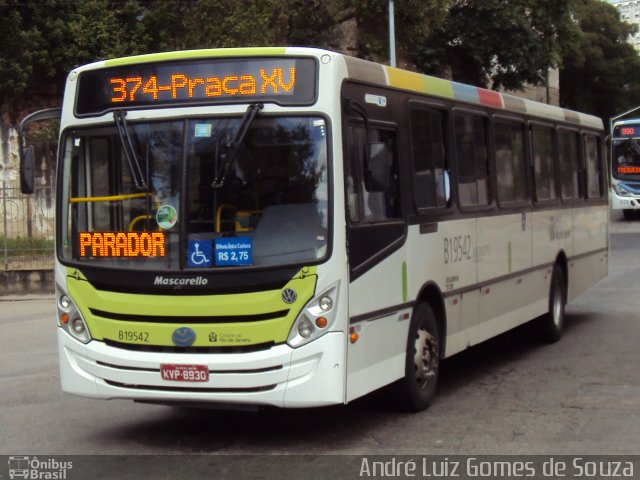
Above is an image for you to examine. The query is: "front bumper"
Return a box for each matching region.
[611,191,640,210]
[58,328,346,408]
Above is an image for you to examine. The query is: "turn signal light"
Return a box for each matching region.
[350,332,359,344]
[60,313,70,325]
[315,317,328,328]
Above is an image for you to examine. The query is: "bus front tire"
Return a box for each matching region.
[392,303,440,412]
[539,264,566,343]
[623,209,635,220]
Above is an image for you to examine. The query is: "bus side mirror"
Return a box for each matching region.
[20,145,35,194]
[18,107,62,195]
[365,142,392,192]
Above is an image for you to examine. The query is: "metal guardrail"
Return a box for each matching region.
[1,182,55,270]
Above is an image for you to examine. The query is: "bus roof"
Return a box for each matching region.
[342,55,603,131]
[612,117,640,125]
[89,46,602,130]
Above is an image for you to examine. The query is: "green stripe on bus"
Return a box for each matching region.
[402,261,408,303]
[66,266,316,347]
[104,47,288,67]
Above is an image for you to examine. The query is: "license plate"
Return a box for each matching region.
[160,364,209,382]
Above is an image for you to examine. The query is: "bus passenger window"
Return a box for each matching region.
[495,122,527,204]
[410,108,448,209]
[558,130,580,199]
[532,126,556,202]
[585,135,602,198]
[454,114,490,207]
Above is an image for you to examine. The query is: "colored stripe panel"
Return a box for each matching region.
[424,76,455,99]
[344,56,387,85]
[478,88,503,109]
[563,109,580,124]
[385,66,427,93]
[452,82,480,104]
[502,94,527,113]
[525,99,564,121]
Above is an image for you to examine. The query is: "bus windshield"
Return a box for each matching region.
[59,115,329,270]
[612,137,640,180]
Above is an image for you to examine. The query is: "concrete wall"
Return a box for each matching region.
[1,269,54,295]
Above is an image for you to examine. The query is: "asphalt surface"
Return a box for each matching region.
[0,210,638,462]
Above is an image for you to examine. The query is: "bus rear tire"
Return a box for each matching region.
[539,264,566,343]
[392,303,440,412]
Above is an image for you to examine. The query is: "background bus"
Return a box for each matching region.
[610,118,640,219]
[20,47,608,412]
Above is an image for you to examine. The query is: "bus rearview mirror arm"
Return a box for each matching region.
[18,107,62,194]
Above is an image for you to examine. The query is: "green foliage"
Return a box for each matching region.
[413,0,570,90]
[0,3,39,103]
[1,0,640,124]
[0,0,152,120]
[354,0,450,63]
[3,236,54,255]
[181,0,276,49]
[559,0,640,122]
[280,0,355,50]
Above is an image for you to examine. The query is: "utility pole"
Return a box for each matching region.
[389,0,396,67]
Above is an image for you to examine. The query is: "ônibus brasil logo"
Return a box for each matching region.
[8,456,73,479]
[154,275,208,286]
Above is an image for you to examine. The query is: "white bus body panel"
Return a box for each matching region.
[569,205,609,301]
[610,189,640,211]
[345,248,409,402]
[345,204,608,403]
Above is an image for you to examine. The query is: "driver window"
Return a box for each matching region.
[346,124,399,223]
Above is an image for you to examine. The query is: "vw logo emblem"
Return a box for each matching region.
[281,288,297,304]
[172,327,196,347]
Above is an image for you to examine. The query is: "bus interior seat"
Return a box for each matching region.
[253,204,321,264]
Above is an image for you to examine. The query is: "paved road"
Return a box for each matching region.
[1,210,638,458]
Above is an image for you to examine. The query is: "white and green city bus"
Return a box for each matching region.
[610,117,640,219]
[20,47,608,411]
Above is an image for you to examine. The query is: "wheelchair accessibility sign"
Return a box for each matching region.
[187,240,212,267]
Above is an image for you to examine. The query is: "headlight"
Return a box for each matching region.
[613,183,630,196]
[287,282,340,348]
[56,285,92,344]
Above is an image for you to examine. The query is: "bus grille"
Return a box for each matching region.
[90,308,289,324]
[103,339,277,354]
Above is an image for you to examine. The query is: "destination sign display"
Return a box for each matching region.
[614,125,640,138]
[75,57,317,116]
[617,166,640,174]
[79,232,166,257]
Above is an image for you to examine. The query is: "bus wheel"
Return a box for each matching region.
[623,209,636,220]
[540,264,566,343]
[393,303,440,412]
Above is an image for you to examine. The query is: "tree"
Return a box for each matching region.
[3,0,640,126]
[0,0,152,122]
[353,0,450,65]
[559,0,640,122]
[412,0,570,90]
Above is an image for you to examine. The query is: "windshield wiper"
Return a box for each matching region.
[114,110,147,190]
[212,102,263,188]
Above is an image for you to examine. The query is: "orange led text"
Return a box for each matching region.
[109,67,296,103]
[79,232,166,257]
[617,166,640,174]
